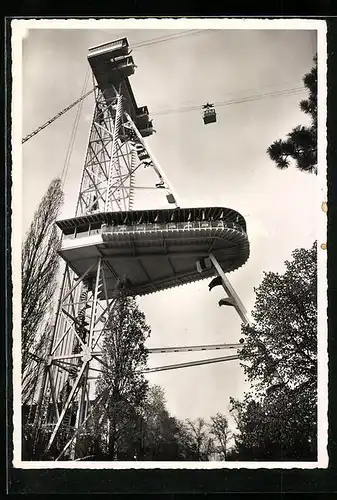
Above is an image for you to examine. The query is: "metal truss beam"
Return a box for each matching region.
[143,354,239,373]
[147,342,242,354]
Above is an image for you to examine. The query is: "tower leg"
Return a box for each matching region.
[32,256,124,460]
[209,252,250,325]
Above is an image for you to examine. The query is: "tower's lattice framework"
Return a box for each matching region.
[26,38,250,461]
[76,87,171,216]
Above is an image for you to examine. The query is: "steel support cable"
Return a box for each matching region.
[60,70,90,187]
[152,86,306,117]
[22,80,96,144]
[22,25,304,144]
[130,29,209,49]
[62,75,89,182]
[23,83,304,148]
[158,78,302,111]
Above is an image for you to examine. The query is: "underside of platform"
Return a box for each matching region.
[56,207,250,297]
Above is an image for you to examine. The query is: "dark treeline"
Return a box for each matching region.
[83,384,232,461]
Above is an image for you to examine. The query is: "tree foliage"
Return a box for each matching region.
[87,380,223,461]
[240,242,317,392]
[21,179,64,390]
[137,388,231,461]
[229,242,317,460]
[182,418,214,461]
[22,323,53,407]
[267,55,317,174]
[91,295,150,459]
[137,385,194,460]
[229,383,316,460]
[209,413,232,460]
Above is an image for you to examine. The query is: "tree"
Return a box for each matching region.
[93,294,150,460]
[183,418,214,461]
[229,395,269,460]
[267,55,317,174]
[21,178,64,400]
[209,413,232,460]
[229,242,317,460]
[22,323,52,407]
[137,385,193,461]
[101,383,212,461]
[229,385,316,460]
[240,242,317,392]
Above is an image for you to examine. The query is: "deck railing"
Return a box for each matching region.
[62,220,246,239]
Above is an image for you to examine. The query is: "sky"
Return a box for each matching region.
[18,22,319,430]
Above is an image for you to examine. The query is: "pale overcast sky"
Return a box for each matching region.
[19,22,318,427]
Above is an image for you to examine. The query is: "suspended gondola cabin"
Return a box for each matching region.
[203,103,217,125]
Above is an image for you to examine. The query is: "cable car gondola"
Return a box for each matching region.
[202,103,217,125]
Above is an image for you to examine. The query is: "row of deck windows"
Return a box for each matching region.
[63,220,246,239]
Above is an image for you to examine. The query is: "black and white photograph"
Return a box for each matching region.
[12,18,327,468]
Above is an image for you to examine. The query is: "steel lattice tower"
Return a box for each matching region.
[27,38,250,461]
[30,39,175,460]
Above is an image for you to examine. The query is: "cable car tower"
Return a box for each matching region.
[29,38,250,461]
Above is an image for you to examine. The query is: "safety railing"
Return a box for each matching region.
[88,39,128,58]
[62,220,246,240]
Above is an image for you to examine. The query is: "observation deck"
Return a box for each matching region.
[88,38,154,137]
[56,207,249,297]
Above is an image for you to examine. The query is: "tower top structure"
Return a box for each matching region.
[87,37,154,138]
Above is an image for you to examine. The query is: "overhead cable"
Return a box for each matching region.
[152,86,306,117]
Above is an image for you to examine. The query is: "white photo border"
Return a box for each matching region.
[11,17,328,470]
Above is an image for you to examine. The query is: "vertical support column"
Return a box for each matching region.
[32,267,69,445]
[88,257,102,348]
[105,94,123,212]
[69,256,101,460]
[209,253,250,325]
[69,363,89,460]
[45,361,87,452]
